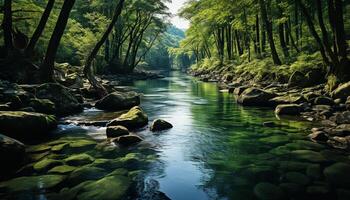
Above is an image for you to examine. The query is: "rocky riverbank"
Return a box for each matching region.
[190,68,350,152]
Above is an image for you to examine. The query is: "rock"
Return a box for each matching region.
[106,126,130,138]
[76,175,131,200]
[263,121,276,127]
[0,134,26,175]
[108,106,148,129]
[0,103,10,111]
[259,135,290,144]
[36,83,83,116]
[150,119,173,132]
[327,136,349,150]
[0,111,57,141]
[314,96,334,105]
[33,158,63,172]
[95,91,140,111]
[288,71,307,87]
[29,98,56,114]
[65,153,94,166]
[306,164,321,180]
[237,88,276,106]
[331,111,350,124]
[291,150,327,163]
[270,95,306,105]
[20,107,35,112]
[309,131,329,142]
[254,182,285,200]
[0,175,65,193]
[49,165,77,174]
[279,183,303,196]
[306,185,330,195]
[67,166,107,186]
[324,162,350,188]
[331,81,350,100]
[284,172,310,186]
[306,69,326,86]
[275,104,302,115]
[234,86,249,96]
[113,135,143,146]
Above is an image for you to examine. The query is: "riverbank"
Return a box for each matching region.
[190,64,350,152]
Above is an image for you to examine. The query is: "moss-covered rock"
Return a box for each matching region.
[76,175,131,200]
[284,172,310,186]
[150,119,173,132]
[324,162,350,188]
[237,88,276,107]
[33,158,63,172]
[275,104,302,115]
[0,134,26,175]
[95,91,140,111]
[113,135,143,146]
[0,111,57,141]
[254,182,285,200]
[108,106,148,129]
[36,83,83,116]
[67,166,107,186]
[29,98,56,114]
[65,153,94,166]
[49,165,77,174]
[106,126,130,138]
[291,150,327,163]
[331,81,350,100]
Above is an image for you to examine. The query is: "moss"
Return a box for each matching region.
[33,158,63,172]
[65,153,94,166]
[49,165,77,174]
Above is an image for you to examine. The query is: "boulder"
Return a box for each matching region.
[237,88,276,106]
[107,106,148,129]
[254,182,285,200]
[95,91,140,111]
[0,111,57,141]
[106,126,130,138]
[331,111,350,124]
[309,131,328,142]
[0,134,26,175]
[150,119,173,132]
[29,98,56,114]
[64,153,94,166]
[275,104,302,115]
[113,135,143,146]
[314,96,334,106]
[327,136,349,150]
[33,158,63,172]
[284,172,310,186]
[270,95,305,105]
[36,83,83,116]
[331,81,350,100]
[234,86,249,96]
[324,162,350,188]
[288,71,307,87]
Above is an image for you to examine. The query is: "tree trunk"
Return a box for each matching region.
[41,0,76,82]
[3,0,13,55]
[26,0,55,57]
[83,0,125,97]
[256,14,261,54]
[277,0,289,58]
[333,0,347,59]
[259,0,282,65]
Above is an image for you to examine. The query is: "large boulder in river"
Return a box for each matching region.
[237,88,276,106]
[107,106,148,129]
[113,135,143,146]
[275,104,302,115]
[106,126,130,138]
[288,71,308,87]
[150,119,173,132]
[331,81,350,100]
[95,91,140,111]
[0,134,26,176]
[35,83,83,116]
[324,162,350,188]
[0,111,57,141]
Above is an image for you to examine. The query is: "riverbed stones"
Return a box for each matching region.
[0,134,26,174]
[49,165,77,174]
[324,162,350,188]
[106,126,129,138]
[331,81,350,100]
[254,182,285,200]
[0,111,57,141]
[314,96,334,106]
[150,119,173,132]
[288,71,307,87]
[95,91,140,111]
[291,150,327,163]
[29,98,56,114]
[35,83,83,116]
[284,172,310,186]
[64,153,94,166]
[76,175,131,200]
[309,131,329,142]
[275,104,302,115]
[113,135,143,146]
[33,158,63,172]
[237,88,276,106]
[108,106,148,129]
[67,166,107,186]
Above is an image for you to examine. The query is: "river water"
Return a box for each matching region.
[1,72,349,200]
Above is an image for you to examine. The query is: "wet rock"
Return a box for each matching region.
[275,104,302,115]
[291,150,327,163]
[327,136,349,150]
[263,121,276,127]
[324,162,350,188]
[331,111,350,124]
[306,164,321,180]
[76,175,131,200]
[29,98,56,114]
[36,83,83,116]
[331,81,350,100]
[113,135,143,146]
[0,175,65,193]
[284,172,310,186]
[49,165,77,174]
[259,135,290,144]
[237,88,276,106]
[64,153,94,166]
[33,158,63,172]
[108,106,148,129]
[314,96,334,105]
[288,71,307,87]
[309,131,329,142]
[254,182,285,200]
[150,119,173,132]
[0,134,26,175]
[95,91,140,111]
[106,126,130,138]
[67,166,107,186]
[0,111,57,141]
[270,95,305,105]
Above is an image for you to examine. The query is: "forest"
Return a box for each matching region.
[0,0,350,200]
